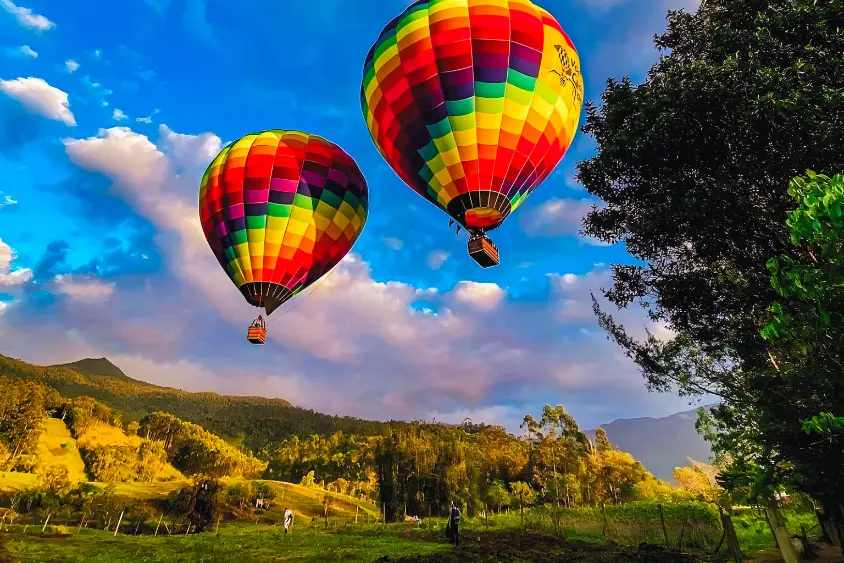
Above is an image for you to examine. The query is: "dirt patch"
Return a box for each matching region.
[747,543,843,563]
[379,532,719,563]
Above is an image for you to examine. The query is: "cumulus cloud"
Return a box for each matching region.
[521,198,596,237]
[0,0,54,31]
[53,274,116,303]
[0,239,33,287]
[112,108,128,121]
[427,251,449,270]
[452,281,507,312]
[18,45,37,57]
[0,77,76,126]
[548,265,677,343]
[136,116,152,124]
[65,60,79,73]
[382,237,403,250]
[19,122,699,430]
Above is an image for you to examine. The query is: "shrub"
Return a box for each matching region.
[167,478,222,532]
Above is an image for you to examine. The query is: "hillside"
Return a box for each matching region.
[588,407,715,481]
[0,353,389,453]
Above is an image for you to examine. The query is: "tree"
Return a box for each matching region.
[167,479,222,533]
[759,171,844,545]
[509,481,536,526]
[0,378,49,469]
[577,0,844,551]
[485,480,510,513]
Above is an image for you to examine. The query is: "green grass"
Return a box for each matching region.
[732,507,820,551]
[2,522,449,563]
[0,506,827,563]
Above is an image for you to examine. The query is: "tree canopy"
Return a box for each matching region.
[578,0,844,541]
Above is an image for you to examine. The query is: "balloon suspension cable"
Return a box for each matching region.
[266,263,342,327]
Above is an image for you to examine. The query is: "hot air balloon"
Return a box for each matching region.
[198,130,368,344]
[361,0,583,268]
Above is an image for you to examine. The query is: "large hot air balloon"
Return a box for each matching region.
[361,0,583,268]
[198,130,368,344]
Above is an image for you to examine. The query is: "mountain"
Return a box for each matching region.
[56,358,132,381]
[0,353,389,454]
[589,407,716,482]
[1,353,715,479]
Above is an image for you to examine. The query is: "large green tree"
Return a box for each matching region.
[577,0,844,542]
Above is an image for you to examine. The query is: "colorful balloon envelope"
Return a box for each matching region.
[199,130,368,341]
[361,0,584,267]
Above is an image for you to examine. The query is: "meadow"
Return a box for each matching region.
[0,489,820,563]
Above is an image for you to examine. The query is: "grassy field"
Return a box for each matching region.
[33,419,87,483]
[0,504,829,563]
[1,521,450,563]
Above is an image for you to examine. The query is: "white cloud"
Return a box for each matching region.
[136,116,152,124]
[112,108,128,121]
[382,237,403,250]
[0,193,17,209]
[19,45,37,57]
[427,251,449,270]
[0,0,54,31]
[157,124,221,167]
[65,60,79,73]
[0,239,33,287]
[0,77,76,126]
[452,281,506,312]
[48,123,698,430]
[93,49,102,58]
[521,197,596,237]
[549,265,676,344]
[53,274,116,303]
[560,273,578,285]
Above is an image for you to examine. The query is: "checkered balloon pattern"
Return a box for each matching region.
[361,0,583,232]
[199,130,368,315]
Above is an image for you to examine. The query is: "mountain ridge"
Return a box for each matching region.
[587,406,716,482]
[2,354,714,477]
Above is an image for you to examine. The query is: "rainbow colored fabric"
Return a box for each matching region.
[198,130,368,315]
[361,0,583,232]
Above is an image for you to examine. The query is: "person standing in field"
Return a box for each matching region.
[448,502,461,547]
[283,507,293,534]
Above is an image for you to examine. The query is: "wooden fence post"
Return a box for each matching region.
[41,513,51,533]
[77,512,87,536]
[155,513,163,536]
[113,509,124,537]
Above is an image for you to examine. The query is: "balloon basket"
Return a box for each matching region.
[468,235,500,268]
[247,326,267,345]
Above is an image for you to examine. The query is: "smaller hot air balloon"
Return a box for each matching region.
[199,130,368,344]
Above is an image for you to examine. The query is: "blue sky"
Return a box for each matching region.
[0,0,703,432]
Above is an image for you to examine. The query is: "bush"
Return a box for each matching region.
[167,478,222,532]
[224,482,251,509]
[39,464,72,495]
[85,485,123,530]
[251,481,276,502]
